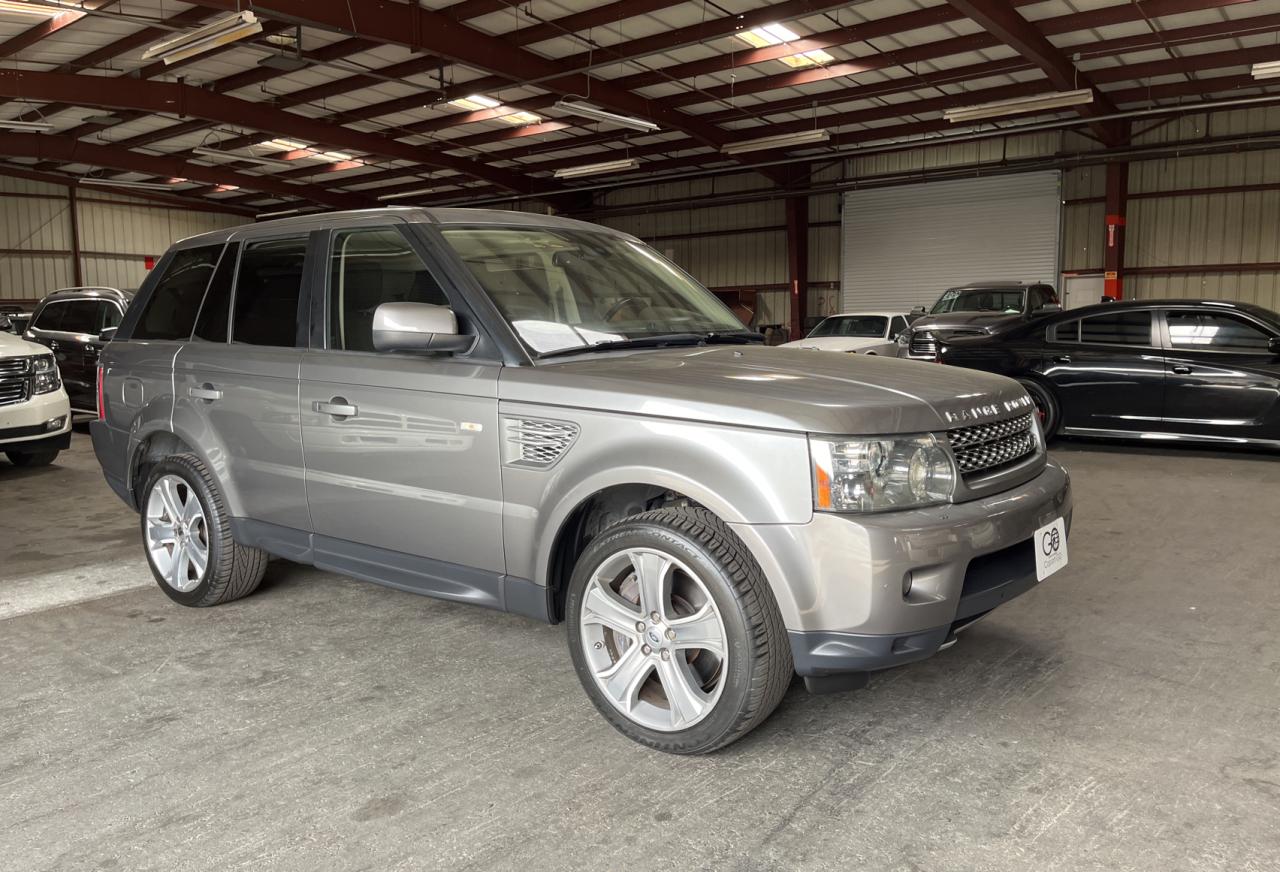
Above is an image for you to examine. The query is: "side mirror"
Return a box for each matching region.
[372,302,474,354]
[911,306,927,315]
[1269,336,1280,355]
[0,314,10,332]
[1036,303,1062,314]
[98,326,117,343]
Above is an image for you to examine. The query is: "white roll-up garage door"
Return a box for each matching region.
[840,171,1062,312]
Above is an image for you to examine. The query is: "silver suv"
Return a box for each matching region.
[92,208,1072,753]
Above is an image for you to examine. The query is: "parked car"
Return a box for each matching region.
[0,328,71,467]
[899,281,1061,359]
[24,287,131,415]
[932,298,1280,447]
[92,208,1072,753]
[778,311,912,355]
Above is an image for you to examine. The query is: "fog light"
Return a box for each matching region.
[45,416,65,432]
[902,572,914,598]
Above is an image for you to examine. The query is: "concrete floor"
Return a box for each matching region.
[2,434,1278,872]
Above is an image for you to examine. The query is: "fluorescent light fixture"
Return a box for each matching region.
[736,23,833,68]
[449,94,540,125]
[376,186,436,201]
[553,158,640,179]
[192,145,295,168]
[0,118,53,132]
[254,138,363,165]
[142,10,263,65]
[1252,60,1280,81]
[80,178,176,191]
[259,136,309,151]
[553,99,658,133]
[943,88,1095,123]
[721,128,829,154]
[256,208,302,219]
[0,1,56,16]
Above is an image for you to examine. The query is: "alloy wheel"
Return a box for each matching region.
[145,474,210,593]
[578,547,729,732]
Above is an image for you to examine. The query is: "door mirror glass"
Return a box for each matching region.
[372,302,473,353]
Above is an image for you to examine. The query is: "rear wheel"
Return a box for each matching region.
[5,449,58,467]
[141,454,268,608]
[1019,378,1061,440]
[566,507,792,754]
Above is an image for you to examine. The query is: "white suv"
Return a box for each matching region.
[0,329,71,467]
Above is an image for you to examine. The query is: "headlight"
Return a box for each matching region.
[810,434,956,512]
[32,354,61,394]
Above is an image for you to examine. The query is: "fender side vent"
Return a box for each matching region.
[503,417,579,469]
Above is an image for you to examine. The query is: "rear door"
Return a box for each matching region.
[173,234,310,531]
[1043,308,1164,433]
[299,222,505,582]
[1158,307,1280,442]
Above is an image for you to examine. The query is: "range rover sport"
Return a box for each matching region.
[92,208,1072,753]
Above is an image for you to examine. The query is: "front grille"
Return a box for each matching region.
[0,377,29,407]
[503,417,579,469]
[0,356,31,379]
[948,413,1037,478]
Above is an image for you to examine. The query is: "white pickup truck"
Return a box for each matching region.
[0,329,72,467]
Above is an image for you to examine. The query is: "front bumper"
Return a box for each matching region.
[733,460,1071,677]
[0,387,71,449]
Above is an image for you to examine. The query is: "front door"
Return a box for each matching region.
[1159,308,1280,442]
[26,298,107,411]
[1044,308,1165,432]
[299,224,505,582]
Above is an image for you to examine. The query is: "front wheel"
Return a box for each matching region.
[5,449,59,467]
[1019,378,1061,440]
[566,507,792,754]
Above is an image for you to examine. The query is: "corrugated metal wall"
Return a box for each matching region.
[589,108,1280,329]
[0,176,244,303]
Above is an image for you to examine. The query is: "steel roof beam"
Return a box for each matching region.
[0,70,540,194]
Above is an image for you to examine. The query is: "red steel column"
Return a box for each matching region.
[1103,160,1128,300]
[786,195,809,339]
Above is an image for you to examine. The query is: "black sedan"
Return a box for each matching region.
[932,299,1280,449]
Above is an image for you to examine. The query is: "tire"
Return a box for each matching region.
[5,449,59,467]
[566,507,792,754]
[1019,378,1062,440]
[140,454,268,608]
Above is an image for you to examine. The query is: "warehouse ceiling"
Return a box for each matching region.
[0,0,1276,217]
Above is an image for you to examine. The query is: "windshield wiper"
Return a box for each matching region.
[537,331,764,360]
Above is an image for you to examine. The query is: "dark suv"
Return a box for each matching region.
[24,287,131,413]
[899,282,1061,360]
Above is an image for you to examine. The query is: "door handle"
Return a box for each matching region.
[1052,355,1072,364]
[189,384,222,401]
[1171,365,1192,375]
[314,397,358,419]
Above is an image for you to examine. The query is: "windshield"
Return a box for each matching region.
[930,288,1025,314]
[439,225,748,354]
[808,315,888,338]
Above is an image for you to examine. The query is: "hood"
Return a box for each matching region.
[0,330,48,359]
[500,346,1031,435]
[777,336,886,352]
[909,311,1023,334]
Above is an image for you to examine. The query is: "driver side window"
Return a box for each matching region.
[328,226,450,352]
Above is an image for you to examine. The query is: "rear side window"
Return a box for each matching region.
[133,244,224,340]
[1080,311,1152,346]
[1166,311,1273,352]
[328,226,448,352]
[193,243,240,342]
[55,301,101,334]
[232,237,308,348]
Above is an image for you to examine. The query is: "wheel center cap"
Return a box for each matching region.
[645,627,663,647]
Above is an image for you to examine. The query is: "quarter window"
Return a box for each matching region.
[133,244,224,340]
[1166,311,1273,352]
[1079,311,1152,346]
[328,227,449,352]
[231,237,308,348]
